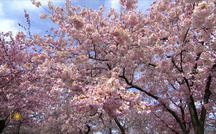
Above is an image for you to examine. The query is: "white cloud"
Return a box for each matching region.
[0,2,18,33]
[110,0,120,9]
[0,19,18,33]
[0,0,63,34]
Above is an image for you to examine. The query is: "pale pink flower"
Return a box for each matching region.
[120,0,138,10]
[69,16,84,29]
[32,0,41,7]
[40,13,47,19]
[127,12,138,25]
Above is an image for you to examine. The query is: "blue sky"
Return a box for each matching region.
[0,0,153,35]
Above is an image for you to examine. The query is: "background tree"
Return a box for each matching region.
[0,30,61,133]
[0,31,35,133]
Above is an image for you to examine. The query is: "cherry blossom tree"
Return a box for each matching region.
[38,95,154,134]
[0,29,62,133]
[23,0,216,133]
[0,31,36,133]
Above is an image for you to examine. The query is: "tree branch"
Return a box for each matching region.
[119,70,188,133]
[200,73,212,124]
[183,77,200,130]
[153,112,180,134]
[114,117,125,134]
[171,57,183,73]
[84,124,91,134]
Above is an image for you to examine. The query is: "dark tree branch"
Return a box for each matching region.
[179,103,187,131]
[180,50,184,72]
[200,73,212,125]
[172,55,200,133]
[106,63,112,70]
[172,57,183,73]
[183,77,200,132]
[119,70,188,133]
[153,112,180,134]
[191,52,202,74]
[148,63,156,67]
[182,27,190,45]
[84,124,91,134]
[169,81,177,90]
[99,113,106,127]
[114,117,125,134]
[88,55,109,62]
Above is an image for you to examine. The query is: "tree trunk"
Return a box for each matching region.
[0,120,6,133]
[195,126,204,134]
[16,122,22,134]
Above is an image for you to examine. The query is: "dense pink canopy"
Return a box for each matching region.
[1,0,216,134]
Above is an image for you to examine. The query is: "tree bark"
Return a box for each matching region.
[192,74,212,134]
[114,117,125,134]
[0,120,6,133]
